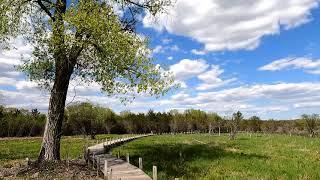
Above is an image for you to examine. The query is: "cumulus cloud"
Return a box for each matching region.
[0,38,32,79]
[259,57,320,74]
[196,65,236,90]
[169,59,208,88]
[162,82,320,117]
[169,59,236,90]
[170,59,208,80]
[143,0,319,51]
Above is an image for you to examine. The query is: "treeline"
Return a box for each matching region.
[0,106,46,137]
[0,102,319,138]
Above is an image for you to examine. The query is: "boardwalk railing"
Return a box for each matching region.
[86,134,153,180]
[87,134,153,156]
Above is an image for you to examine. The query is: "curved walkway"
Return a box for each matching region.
[87,134,153,180]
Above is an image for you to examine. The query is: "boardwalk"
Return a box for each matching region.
[87,134,153,180]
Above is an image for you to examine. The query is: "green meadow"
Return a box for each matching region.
[1,133,320,179]
[112,134,320,179]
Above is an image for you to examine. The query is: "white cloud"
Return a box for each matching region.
[196,78,237,91]
[161,38,172,44]
[0,38,32,80]
[143,0,319,52]
[169,59,209,88]
[169,59,236,90]
[170,59,209,80]
[152,45,164,54]
[191,49,206,55]
[171,92,190,101]
[307,69,320,74]
[167,56,173,60]
[196,65,236,90]
[0,77,18,87]
[294,102,320,108]
[170,45,180,52]
[259,57,320,74]
[162,82,320,117]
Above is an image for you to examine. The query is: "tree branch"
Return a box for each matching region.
[36,0,55,21]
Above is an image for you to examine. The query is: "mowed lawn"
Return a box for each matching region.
[111,134,320,179]
[1,133,320,179]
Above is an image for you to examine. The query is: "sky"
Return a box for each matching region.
[1,0,320,119]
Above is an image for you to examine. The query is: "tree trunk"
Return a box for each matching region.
[38,59,75,162]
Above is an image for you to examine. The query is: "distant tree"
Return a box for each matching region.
[168,109,180,133]
[229,111,243,140]
[247,116,262,132]
[95,107,116,134]
[184,109,207,132]
[302,114,319,137]
[207,112,222,135]
[67,102,97,139]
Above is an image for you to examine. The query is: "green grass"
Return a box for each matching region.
[0,134,125,166]
[111,133,320,179]
[2,133,320,179]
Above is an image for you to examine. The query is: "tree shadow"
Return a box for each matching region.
[125,140,268,179]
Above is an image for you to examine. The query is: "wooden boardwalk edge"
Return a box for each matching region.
[87,134,153,180]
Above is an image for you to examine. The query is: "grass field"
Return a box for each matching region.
[0,134,123,166]
[1,133,320,179]
[111,133,320,179]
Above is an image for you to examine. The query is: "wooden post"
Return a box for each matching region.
[153,166,157,180]
[96,156,100,176]
[108,168,113,180]
[117,151,120,158]
[93,153,96,170]
[126,153,130,163]
[104,160,108,180]
[139,157,143,169]
[85,143,88,158]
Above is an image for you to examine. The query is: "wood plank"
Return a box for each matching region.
[87,134,152,180]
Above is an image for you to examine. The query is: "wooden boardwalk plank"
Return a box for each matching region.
[87,134,152,180]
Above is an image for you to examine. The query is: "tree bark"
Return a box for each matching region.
[38,59,75,162]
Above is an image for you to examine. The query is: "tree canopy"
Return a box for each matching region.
[0,0,173,98]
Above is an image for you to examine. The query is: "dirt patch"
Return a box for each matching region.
[1,160,102,179]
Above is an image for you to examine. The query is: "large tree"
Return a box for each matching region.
[0,0,173,161]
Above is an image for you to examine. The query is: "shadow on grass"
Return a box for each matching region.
[125,141,268,179]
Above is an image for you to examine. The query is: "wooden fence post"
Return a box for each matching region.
[104,160,108,180]
[96,156,100,176]
[153,166,157,180]
[126,153,130,163]
[108,168,113,180]
[139,157,143,169]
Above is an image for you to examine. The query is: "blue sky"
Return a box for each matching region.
[1,0,320,119]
